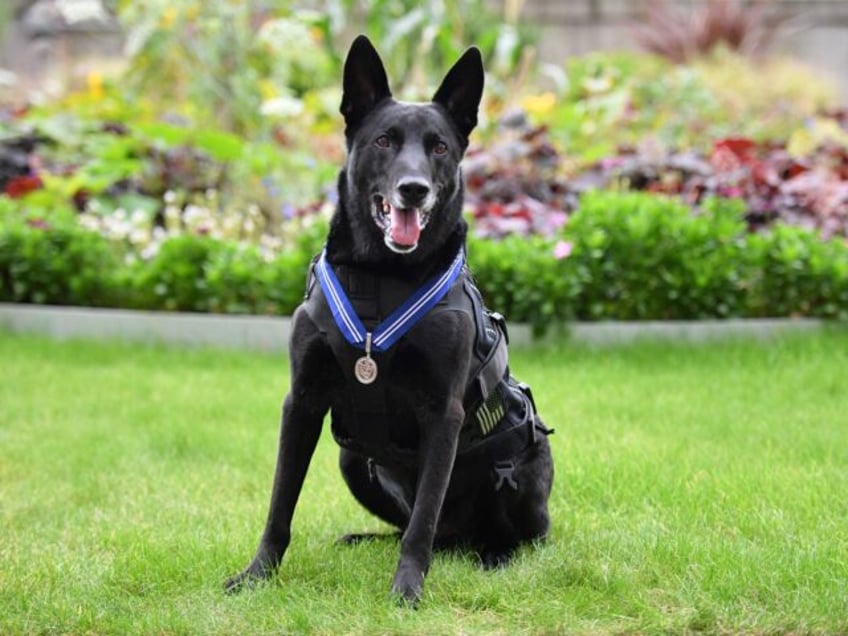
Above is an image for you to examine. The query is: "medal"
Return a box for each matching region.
[354,332,378,384]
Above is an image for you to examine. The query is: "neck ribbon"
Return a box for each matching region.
[315,247,465,353]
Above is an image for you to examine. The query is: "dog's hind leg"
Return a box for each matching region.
[475,437,554,569]
[339,449,412,536]
[509,433,554,544]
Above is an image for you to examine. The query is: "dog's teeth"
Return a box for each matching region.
[382,201,391,214]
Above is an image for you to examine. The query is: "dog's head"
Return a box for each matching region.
[335,35,484,260]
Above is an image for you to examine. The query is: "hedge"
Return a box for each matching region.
[2,191,847,334]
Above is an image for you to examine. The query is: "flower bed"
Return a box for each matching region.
[2,11,848,333]
[464,118,848,241]
[3,188,847,335]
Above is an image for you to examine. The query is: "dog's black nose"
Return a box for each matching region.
[397,178,431,207]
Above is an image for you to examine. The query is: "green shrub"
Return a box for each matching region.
[265,249,316,316]
[752,225,848,320]
[204,242,274,314]
[468,234,581,336]
[126,234,225,312]
[118,216,328,315]
[264,216,330,315]
[0,214,120,306]
[2,192,847,329]
[470,193,754,327]
[562,192,754,320]
[205,217,326,316]
[469,191,848,329]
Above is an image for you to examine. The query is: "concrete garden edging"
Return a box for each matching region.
[0,302,827,351]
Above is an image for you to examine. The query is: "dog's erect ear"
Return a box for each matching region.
[432,47,484,139]
[341,35,392,130]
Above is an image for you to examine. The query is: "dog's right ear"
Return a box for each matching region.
[341,35,392,131]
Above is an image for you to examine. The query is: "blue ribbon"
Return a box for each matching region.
[314,247,466,353]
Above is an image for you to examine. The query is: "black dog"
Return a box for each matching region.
[225,35,553,605]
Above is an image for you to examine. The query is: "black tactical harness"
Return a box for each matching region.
[302,255,552,490]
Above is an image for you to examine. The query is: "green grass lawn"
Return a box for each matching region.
[1,328,847,635]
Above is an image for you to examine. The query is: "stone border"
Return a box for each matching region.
[0,303,292,351]
[0,302,829,351]
[508,317,827,346]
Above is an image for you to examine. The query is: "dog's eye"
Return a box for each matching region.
[375,135,391,149]
[433,141,448,155]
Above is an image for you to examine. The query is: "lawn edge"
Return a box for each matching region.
[0,302,830,350]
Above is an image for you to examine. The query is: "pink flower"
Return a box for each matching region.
[549,211,568,230]
[553,240,573,260]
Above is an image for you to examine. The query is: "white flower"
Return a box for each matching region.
[164,205,181,230]
[129,229,149,246]
[223,217,239,235]
[183,204,209,226]
[142,242,161,261]
[107,220,130,240]
[257,18,313,55]
[131,209,147,226]
[0,69,17,88]
[260,96,304,118]
[57,0,109,24]
[78,214,100,232]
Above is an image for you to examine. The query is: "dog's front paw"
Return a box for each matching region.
[390,564,425,606]
[223,561,274,595]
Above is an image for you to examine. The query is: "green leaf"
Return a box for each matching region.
[194,129,244,161]
[134,121,191,147]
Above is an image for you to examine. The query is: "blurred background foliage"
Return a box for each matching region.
[111,0,533,136]
[0,0,847,323]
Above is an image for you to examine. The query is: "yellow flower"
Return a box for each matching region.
[787,117,848,157]
[520,92,556,117]
[161,7,177,28]
[258,79,277,101]
[87,71,104,101]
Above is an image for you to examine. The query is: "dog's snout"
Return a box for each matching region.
[397,178,431,207]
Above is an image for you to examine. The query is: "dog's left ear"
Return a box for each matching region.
[432,47,485,140]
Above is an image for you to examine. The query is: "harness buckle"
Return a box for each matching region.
[517,382,537,412]
[493,460,518,492]
[489,311,508,344]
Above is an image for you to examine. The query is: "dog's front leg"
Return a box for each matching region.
[225,391,325,593]
[390,396,464,605]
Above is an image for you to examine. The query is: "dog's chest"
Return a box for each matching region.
[302,262,479,461]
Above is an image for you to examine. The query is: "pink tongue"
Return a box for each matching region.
[389,207,421,246]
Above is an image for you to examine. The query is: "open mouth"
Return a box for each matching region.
[372,194,431,254]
